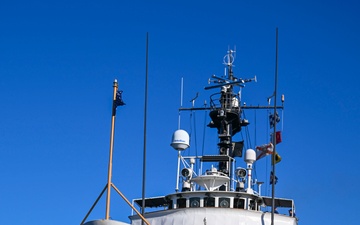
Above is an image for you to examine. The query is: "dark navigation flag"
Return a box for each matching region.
[114,90,125,108]
[270,171,278,185]
[269,111,280,128]
[112,90,125,116]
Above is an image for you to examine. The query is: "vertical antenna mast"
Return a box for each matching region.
[175,77,184,192]
[141,32,149,223]
[271,27,279,225]
[178,77,184,129]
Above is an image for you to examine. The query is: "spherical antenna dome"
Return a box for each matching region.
[244,149,256,164]
[171,129,190,151]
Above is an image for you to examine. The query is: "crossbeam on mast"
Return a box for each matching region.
[179,105,284,111]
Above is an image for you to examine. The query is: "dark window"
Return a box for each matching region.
[249,200,255,210]
[219,198,230,208]
[190,197,200,208]
[204,197,215,207]
[177,198,186,208]
[234,198,245,209]
[168,200,173,209]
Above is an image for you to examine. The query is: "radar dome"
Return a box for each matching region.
[244,149,256,164]
[171,129,190,151]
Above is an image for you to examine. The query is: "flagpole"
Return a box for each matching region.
[105,79,119,220]
[80,82,150,225]
[271,27,279,225]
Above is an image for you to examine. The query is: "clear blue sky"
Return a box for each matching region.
[1,1,359,224]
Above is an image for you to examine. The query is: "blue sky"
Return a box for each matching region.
[1,0,360,224]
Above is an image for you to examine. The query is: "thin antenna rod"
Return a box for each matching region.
[271,27,279,225]
[178,77,184,129]
[141,32,149,223]
[105,79,119,219]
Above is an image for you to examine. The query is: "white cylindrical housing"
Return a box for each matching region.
[171,129,190,150]
[246,163,253,191]
[244,149,256,193]
[244,149,256,164]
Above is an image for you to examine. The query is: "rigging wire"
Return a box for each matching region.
[265,108,270,201]
[281,108,284,131]
[201,101,207,157]
[192,109,198,170]
[241,110,252,149]
[252,109,257,183]
[200,100,208,175]
[239,109,255,191]
[188,110,193,157]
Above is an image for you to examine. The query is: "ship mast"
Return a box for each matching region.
[179,48,281,194]
[216,50,239,178]
[204,50,254,190]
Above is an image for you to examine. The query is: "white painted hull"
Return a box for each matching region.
[130,207,297,225]
[84,219,130,225]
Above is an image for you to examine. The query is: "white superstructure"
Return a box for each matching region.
[82,48,298,225]
[128,49,297,225]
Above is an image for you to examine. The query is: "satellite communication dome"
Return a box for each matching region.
[244,149,256,164]
[171,129,190,151]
